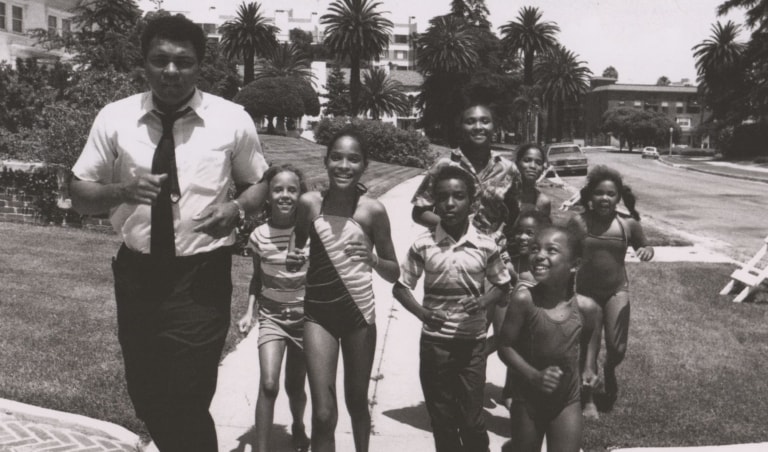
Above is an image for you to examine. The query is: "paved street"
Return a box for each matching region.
[572,150,768,261]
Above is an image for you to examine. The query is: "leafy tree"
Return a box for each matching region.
[290,28,314,53]
[656,75,671,86]
[359,67,410,120]
[234,77,319,134]
[255,42,314,81]
[198,41,241,99]
[535,45,591,141]
[219,1,279,85]
[602,66,619,79]
[323,65,351,116]
[450,0,491,29]
[30,0,143,71]
[321,0,393,115]
[500,6,560,86]
[601,107,679,151]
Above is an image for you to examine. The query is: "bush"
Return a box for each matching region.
[671,147,717,157]
[313,117,435,169]
[721,122,768,159]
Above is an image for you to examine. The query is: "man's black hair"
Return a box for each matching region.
[141,14,206,62]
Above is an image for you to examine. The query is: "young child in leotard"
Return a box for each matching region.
[237,164,310,452]
[394,165,511,452]
[287,127,399,452]
[499,225,601,452]
[515,143,551,217]
[567,165,654,415]
[499,209,552,411]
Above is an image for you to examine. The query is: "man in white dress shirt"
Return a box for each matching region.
[70,15,268,452]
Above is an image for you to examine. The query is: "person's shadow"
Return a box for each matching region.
[381,382,510,438]
[231,424,304,452]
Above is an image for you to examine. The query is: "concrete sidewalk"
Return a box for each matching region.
[658,155,768,184]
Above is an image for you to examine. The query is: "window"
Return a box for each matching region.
[617,101,625,106]
[394,34,408,44]
[201,23,216,35]
[634,100,642,108]
[687,101,700,114]
[62,18,71,33]
[394,50,407,60]
[0,3,6,30]
[48,15,57,34]
[661,101,669,113]
[676,117,691,129]
[11,4,21,33]
[676,101,684,114]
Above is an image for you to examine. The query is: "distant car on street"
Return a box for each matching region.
[642,146,660,159]
[546,143,588,176]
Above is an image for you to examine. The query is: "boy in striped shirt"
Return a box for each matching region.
[393,165,511,452]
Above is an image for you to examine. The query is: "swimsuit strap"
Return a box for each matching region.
[319,183,366,217]
[587,214,627,246]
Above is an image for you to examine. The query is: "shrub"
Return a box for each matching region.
[671,147,717,157]
[721,122,768,159]
[313,117,435,169]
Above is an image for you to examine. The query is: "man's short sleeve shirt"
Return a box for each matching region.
[72,90,268,255]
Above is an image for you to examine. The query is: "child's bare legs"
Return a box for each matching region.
[255,339,287,452]
[341,324,377,452]
[577,296,602,420]
[285,343,309,451]
[505,402,545,452]
[304,322,340,452]
[546,402,583,452]
[602,291,630,408]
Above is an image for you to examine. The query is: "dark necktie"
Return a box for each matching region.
[150,107,191,257]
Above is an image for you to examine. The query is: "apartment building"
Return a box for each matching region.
[583,77,707,147]
[0,0,76,66]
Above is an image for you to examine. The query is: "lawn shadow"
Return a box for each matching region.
[231,424,300,452]
[380,382,510,438]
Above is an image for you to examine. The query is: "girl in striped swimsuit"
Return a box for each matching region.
[237,164,310,452]
[287,128,399,452]
[568,165,654,416]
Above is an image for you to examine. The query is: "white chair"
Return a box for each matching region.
[720,235,768,302]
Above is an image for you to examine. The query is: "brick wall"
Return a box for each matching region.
[0,186,113,233]
[0,187,44,225]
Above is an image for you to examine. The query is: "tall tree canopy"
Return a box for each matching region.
[321,0,393,116]
[359,67,410,120]
[602,66,619,79]
[219,1,278,85]
[499,6,560,85]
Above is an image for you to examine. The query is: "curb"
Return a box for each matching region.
[0,397,143,450]
[657,157,768,184]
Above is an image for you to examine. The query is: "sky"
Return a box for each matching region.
[136,0,750,85]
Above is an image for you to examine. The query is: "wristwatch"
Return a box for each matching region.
[231,199,246,225]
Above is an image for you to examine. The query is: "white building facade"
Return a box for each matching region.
[0,0,76,66]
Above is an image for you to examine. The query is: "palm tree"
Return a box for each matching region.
[415,14,480,142]
[255,42,314,81]
[416,15,480,75]
[717,0,768,30]
[219,1,278,85]
[499,6,560,85]
[359,67,410,120]
[693,21,746,120]
[450,0,491,29]
[512,84,542,143]
[535,45,591,141]
[321,0,393,115]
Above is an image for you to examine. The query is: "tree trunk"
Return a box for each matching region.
[266,116,275,134]
[524,52,534,85]
[350,56,361,116]
[244,52,254,86]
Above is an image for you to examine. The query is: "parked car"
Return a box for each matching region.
[642,146,660,159]
[546,143,588,176]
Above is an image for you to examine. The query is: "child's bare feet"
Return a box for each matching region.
[291,423,310,452]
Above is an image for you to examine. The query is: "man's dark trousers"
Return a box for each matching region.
[420,336,489,452]
[112,244,232,452]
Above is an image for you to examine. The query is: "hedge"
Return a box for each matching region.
[313,117,435,169]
